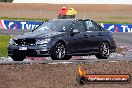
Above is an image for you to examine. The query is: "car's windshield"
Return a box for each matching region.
[34,20,73,32]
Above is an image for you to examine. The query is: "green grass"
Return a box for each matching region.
[109,16,132,19]
[0,35,11,57]
[116,47,124,54]
[0,16,48,22]
[97,21,131,24]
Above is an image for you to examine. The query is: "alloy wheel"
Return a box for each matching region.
[101,42,110,57]
[55,43,66,59]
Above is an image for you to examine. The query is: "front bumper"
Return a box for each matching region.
[8,45,51,57]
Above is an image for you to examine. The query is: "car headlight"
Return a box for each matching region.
[36,38,51,45]
[9,38,15,45]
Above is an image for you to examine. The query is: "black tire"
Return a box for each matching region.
[11,53,26,61]
[63,55,72,60]
[51,42,71,60]
[95,42,110,59]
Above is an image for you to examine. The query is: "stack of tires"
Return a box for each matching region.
[58,7,77,19]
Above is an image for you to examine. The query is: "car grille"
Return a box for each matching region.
[15,39,36,46]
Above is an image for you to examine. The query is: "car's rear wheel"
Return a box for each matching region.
[96,42,110,59]
[11,53,26,61]
[51,42,72,60]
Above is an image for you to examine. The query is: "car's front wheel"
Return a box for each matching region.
[51,42,72,60]
[11,53,26,61]
[96,42,110,59]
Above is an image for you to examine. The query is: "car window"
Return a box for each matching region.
[72,21,86,32]
[85,20,102,31]
[34,20,73,32]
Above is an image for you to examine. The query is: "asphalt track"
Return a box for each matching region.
[0,29,30,35]
[113,32,132,48]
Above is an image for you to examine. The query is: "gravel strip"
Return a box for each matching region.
[0,61,132,88]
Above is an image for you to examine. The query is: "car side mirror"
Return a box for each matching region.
[72,29,80,34]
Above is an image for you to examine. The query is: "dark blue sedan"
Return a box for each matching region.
[8,19,116,61]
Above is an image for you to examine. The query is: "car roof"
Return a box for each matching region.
[49,19,92,22]
[49,19,77,21]
[49,19,90,21]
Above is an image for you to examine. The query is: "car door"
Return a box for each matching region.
[84,20,103,52]
[68,20,86,53]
